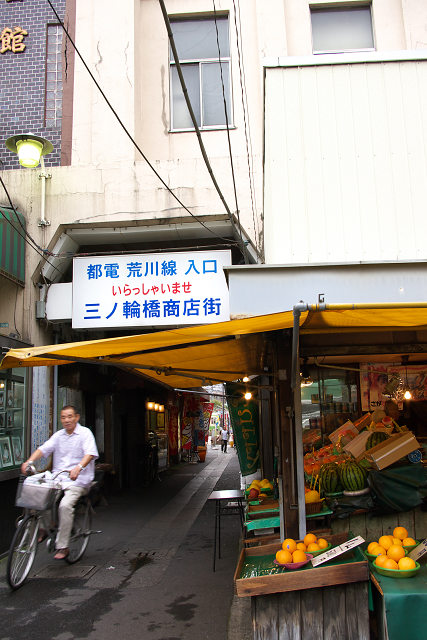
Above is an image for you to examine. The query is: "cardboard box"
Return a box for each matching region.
[353,413,372,431]
[328,420,359,446]
[364,431,420,470]
[343,430,371,459]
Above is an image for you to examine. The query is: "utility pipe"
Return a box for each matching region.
[38,157,51,227]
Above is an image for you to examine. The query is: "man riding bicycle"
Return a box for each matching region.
[21,405,98,560]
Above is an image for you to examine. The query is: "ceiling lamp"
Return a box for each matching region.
[244,391,252,400]
[5,133,53,168]
[402,356,412,401]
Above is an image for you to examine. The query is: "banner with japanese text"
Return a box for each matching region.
[225,383,260,476]
[72,250,231,329]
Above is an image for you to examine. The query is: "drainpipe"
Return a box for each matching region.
[38,157,51,228]
[291,303,309,539]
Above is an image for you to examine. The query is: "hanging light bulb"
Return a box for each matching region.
[300,358,313,387]
[242,376,249,383]
[402,356,412,401]
[244,391,252,400]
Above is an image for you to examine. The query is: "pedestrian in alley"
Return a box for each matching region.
[220,426,229,453]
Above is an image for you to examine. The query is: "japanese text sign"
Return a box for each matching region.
[72,250,231,329]
[310,536,365,567]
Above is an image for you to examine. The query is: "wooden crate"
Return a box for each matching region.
[234,532,369,598]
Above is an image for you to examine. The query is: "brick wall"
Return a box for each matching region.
[0,0,66,170]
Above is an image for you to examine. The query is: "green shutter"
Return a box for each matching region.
[0,207,26,285]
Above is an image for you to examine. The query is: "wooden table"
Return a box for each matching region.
[208,489,244,571]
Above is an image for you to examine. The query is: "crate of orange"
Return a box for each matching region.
[234,531,369,597]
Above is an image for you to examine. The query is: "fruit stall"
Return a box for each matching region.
[235,305,427,640]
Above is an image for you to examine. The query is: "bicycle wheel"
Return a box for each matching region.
[6,515,39,590]
[66,500,92,564]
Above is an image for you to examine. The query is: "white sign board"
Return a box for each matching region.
[311,536,365,567]
[72,250,231,329]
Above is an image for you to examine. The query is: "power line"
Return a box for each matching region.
[158,0,248,263]
[232,0,261,254]
[212,1,249,265]
[0,175,62,274]
[45,0,240,250]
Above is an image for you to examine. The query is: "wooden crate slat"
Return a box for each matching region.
[322,584,346,639]
[278,591,301,640]
[300,589,323,640]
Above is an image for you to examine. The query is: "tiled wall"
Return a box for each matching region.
[0,0,66,170]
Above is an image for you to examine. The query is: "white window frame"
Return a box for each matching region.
[169,15,234,132]
[310,3,375,55]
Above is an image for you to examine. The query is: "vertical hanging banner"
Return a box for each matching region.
[168,405,179,457]
[181,394,200,450]
[226,383,260,476]
[201,402,214,441]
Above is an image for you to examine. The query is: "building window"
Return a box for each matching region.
[45,24,63,128]
[0,369,27,472]
[311,5,374,54]
[170,16,232,130]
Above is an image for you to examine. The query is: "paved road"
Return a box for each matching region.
[0,448,251,640]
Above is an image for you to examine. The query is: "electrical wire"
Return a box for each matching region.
[158,0,248,261]
[212,1,248,264]
[232,0,261,254]
[0,175,62,274]
[45,0,241,250]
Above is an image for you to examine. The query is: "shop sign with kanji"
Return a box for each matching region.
[1,26,27,54]
[72,250,231,329]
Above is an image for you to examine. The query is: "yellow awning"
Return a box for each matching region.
[0,311,300,389]
[2,304,427,389]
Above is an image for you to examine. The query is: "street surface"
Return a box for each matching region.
[0,448,250,640]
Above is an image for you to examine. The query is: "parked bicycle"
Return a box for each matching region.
[6,466,100,590]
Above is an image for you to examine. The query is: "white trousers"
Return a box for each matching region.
[56,485,88,549]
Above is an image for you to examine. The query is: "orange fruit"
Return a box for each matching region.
[392,538,403,546]
[387,544,405,562]
[383,558,398,570]
[296,542,307,551]
[276,549,292,564]
[374,555,388,567]
[282,538,297,553]
[403,537,416,547]
[393,526,408,540]
[367,541,380,554]
[304,533,317,546]
[398,557,416,571]
[292,550,307,563]
[371,545,387,557]
[317,538,328,549]
[378,535,393,550]
[307,542,320,552]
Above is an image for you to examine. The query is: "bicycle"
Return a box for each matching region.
[6,467,100,590]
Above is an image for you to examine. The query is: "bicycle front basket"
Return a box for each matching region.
[15,479,61,510]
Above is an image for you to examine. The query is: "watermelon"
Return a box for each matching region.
[339,460,367,491]
[319,462,341,494]
[366,431,389,450]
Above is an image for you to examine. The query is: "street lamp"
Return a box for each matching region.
[5,133,53,226]
[5,133,53,168]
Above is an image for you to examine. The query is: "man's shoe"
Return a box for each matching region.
[54,548,69,560]
[38,528,48,543]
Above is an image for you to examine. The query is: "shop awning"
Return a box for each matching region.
[2,304,427,389]
[0,310,300,389]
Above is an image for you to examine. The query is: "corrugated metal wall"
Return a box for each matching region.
[264,60,427,264]
[0,207,26,285]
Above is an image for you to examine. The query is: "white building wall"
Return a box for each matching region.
[264,56,427,265]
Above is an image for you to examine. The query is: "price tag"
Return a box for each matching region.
[408,539,427,561]
[311,536,365,567]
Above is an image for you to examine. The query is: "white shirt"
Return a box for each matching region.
[221,429,229,441]
[40,423,99,488]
